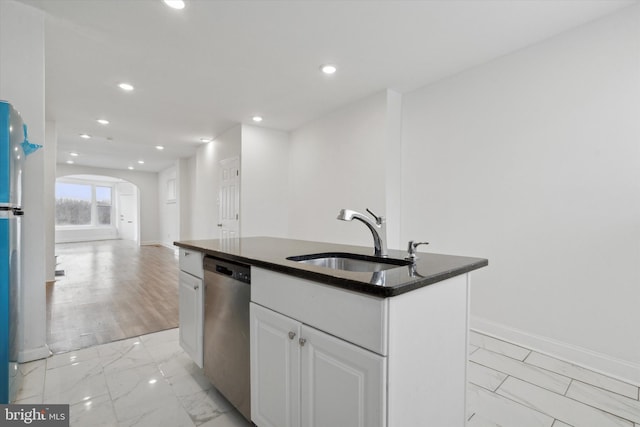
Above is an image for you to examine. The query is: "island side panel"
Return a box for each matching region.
[386,273,470,427]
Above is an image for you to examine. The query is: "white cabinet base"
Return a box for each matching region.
[251,268,471,427]
[251,303,385,427]
[178,249,204,368]
[179,271,203,367]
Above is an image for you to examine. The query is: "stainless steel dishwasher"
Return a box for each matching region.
[203,255,251,421]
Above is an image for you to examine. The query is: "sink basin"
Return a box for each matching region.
[286,252,411,273]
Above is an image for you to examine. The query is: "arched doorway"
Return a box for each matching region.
[54,174,140,244]
[49,173,178,354]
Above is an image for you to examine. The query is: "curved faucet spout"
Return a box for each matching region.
[337,208,388,257]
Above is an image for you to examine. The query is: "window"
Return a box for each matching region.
[55,182,92,225]
[96,186,112,225]
[55,181,113,227]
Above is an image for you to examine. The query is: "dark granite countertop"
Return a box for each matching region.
[174,237,488,297]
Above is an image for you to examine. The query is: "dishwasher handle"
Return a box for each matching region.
[216,265,233,276]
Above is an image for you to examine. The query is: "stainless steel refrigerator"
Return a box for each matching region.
[0,101,27,404]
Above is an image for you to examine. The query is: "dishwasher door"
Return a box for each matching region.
[203,256,251,421]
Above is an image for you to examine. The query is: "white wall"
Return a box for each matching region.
[44,121,56,282]
[0,0,49,362]
[55,227,118,243]
[177,158,191,242]
[288,90,402,250]
[401,5,640,382]
[240,125,290,238]
[158,165,178,248]
[185,125,241,240]
[56,164,160,245]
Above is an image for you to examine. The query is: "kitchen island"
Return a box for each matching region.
[174,236,488,427]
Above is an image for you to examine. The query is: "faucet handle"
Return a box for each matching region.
[366,208,385,224]
[406,240,429,261]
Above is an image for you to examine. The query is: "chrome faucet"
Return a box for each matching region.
[337,208,388,257]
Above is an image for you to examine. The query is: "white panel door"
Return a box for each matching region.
[118,193,136,241]
[178,271,203,368]
[300,324,386,427]
[250,303,301,427]
[218,157,240,239]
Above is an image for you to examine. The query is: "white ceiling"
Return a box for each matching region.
[19,0,637,172]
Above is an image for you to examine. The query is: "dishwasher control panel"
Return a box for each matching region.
[204,255,251,284]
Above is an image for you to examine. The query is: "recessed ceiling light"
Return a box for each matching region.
[118,82,134,91]
[200,137,213,143]
[66,160,74,164]
[155,145,165,150]
[128,166,134,170]
[252,116,263,123]
[138,160,145,164]
[320,64,337,75]
[97,119,109,125]
[79,133,91,139]
[69,152,79,157]
[163,0,185,10]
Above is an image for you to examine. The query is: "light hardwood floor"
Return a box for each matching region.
[47,240,179,354]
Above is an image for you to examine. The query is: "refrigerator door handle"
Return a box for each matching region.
[12,208,23,216]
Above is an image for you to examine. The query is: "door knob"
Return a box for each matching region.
[299,338,306,346]
[217,224,222,227]
[288,331,296,340]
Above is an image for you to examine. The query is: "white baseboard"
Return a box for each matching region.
[160,242,176,250]
[19,344,51,363]
[470,315,640,387]
[140,240,161,246]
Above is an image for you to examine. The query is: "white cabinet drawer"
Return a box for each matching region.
[179,248,204,278]
[252,268,388,355]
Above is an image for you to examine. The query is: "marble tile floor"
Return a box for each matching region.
[12,328,639,427]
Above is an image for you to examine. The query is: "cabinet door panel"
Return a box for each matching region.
[178,271,203,367]
[300,325,386,427]
[251,303,300,427]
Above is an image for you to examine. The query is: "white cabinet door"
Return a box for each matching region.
[250,303,386,427]
[300,325,386,427]
[251,303,301,427]
[179,271,203,368]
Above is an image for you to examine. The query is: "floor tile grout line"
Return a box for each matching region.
[477,334,638,399]
[470,350,575,391]
[473,330,639,392]
[470,380,557,424]
[568,378,640,416]
[470,329,533,359]
[570,377,640,402]
[499,376,638,426]
[494,373,511,393]
[524,356,640,401]
[564,378,573,396]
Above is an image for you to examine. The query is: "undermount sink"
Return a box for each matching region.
[286,252,411,273]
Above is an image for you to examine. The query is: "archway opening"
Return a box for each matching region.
[49,174,178,354]
[54,174,140,244]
